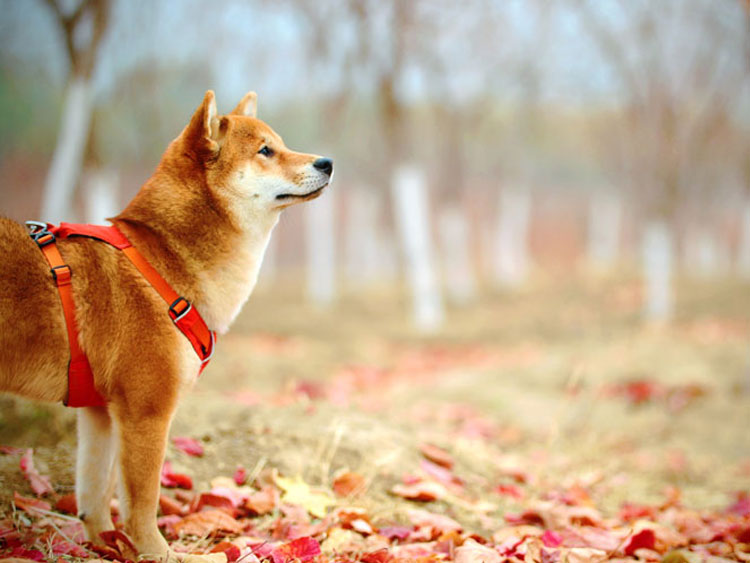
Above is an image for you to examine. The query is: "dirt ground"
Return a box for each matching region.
[1,272,749,538]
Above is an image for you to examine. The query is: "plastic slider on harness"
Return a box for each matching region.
[51,265,72,285]
[169,297,192,322]
[168,296,216,365]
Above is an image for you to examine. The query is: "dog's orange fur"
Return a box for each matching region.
[0,90,332,560]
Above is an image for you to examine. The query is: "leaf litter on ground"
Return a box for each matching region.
[2,447,749,562]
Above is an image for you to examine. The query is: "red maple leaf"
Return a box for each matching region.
[269,536,321,563]
[172,436,205,457]
[19,449,54,496]
[623,528,656,556]
[160,461,193,489]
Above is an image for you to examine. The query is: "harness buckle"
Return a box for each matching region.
[168,297,192,323]
[26,221,54,245]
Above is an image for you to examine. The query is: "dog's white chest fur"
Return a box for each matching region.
[198,214,279,334]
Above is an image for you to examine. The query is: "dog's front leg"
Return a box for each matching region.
[112,401,174,560]
[76,406,117,543]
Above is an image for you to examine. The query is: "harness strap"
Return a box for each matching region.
[53,223,216,370]
[27,221,216,408]
[27,227,106,407]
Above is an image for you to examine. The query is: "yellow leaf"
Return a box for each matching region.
[274,474,335,518]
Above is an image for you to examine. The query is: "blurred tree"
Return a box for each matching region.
[39,0,110,223]
[575,0,744,320]
[738,0,750,277]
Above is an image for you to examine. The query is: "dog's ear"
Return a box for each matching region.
[184,90,223,159]
[231,91,257,118]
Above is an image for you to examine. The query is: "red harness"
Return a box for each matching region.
[26,221,216,408]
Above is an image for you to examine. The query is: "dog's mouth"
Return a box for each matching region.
[275,183,328,202]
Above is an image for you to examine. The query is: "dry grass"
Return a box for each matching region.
[1,272,749,532]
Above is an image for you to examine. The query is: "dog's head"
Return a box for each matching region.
[176,90,333,220]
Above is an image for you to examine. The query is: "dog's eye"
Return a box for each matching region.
[258,146,273,157]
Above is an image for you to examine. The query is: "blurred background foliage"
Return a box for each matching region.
[0,0,749,319]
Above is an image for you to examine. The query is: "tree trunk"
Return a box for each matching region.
[684,227,729,279]
[738,199,750,278]
[305,189,336,306]
[392,165,444,332]
[494,187,532,287]
[642,220,674,323]
[587,190,622,269]
[41,75,94,222]
[438,206,476,304]
[82,167,119,224]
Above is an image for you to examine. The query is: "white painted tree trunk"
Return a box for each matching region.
[392,166,444,332]
[438,206,476,304]
[494,187,532,287]
[345,187,382,286]
[684,228,729,279]
[587,190,622,269]
[83,167,119,224]
[41,76,95,223]
[737,200,750,278]
[642,221,674,323]
[305,189,336,305]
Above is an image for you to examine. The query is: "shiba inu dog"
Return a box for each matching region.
[0,90,332,559]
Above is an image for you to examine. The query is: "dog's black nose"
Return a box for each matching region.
[313,157,333,176]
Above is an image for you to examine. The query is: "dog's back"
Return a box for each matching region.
[0,217,70,400]
[0,217,182,404]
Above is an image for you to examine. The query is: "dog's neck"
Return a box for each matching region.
[112,169,280,335]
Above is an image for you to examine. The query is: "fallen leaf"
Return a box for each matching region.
[454,538,501,563]
[419,443,454,469]
[161,461,193,489]
[419,460,463,489]
[157,514,183,539]
[565,547,608,563]
[495,483,524,500]
[333,471,366,497]
[624,528,656,556]
[619,502,657,522]
[379,526,412,541]
[269,536,321,563]
[728,492,750,517]
[173,510,244,537]
[2,547,46,561]
[54,493,78,515]
[661,549,703,563]
[274,475,334,518]
[359,550,394,563]
[182,554,228,563]
[173,436,205,457]
[12,491,51,513]
[210,541,242,562]
[233,466,247,486]
[191,492,237,515]
[391,480,448,502]
[244,485,278,516]
[541,530,563,548]
[19,449,53,496]
[159,494,185,516]
[407,508,462,534]
[99,529,137,560]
